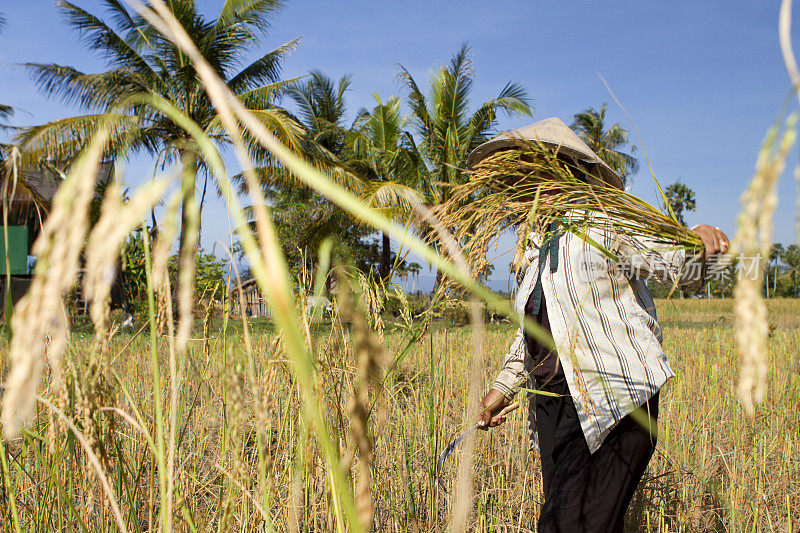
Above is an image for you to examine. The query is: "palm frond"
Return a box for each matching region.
[361,181,422,218]
[216,0,285,35]
[15,113,141,165]
[236,77,302,110]
[57,1,158,77]
[228,37,301,93]
[435,43,473,128]
[396,64,432,139]
[26,64,148,110]
[0,103,12,123]
[245,107,305,152]
[100,0,139,35]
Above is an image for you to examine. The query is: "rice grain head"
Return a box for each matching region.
[84,179,167,355]
[732,113,796,414]
[2,131,109,439]
[434,145,702,295]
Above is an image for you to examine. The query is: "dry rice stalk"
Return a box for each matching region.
[296,255,315,351]
[44,305,69,456]
[34,392,129,533]
[176,150,200,354]
[511,223,531,277]
[335,277,385,531]
[356,270,386,341]
[225,366,246,482]
[2,130,109,439]
[254,336,282,507]
[83,179,167,356]
[47,359,69,456]
[152,193,180,336]
[732,114,796,415]
[221,364,245,531]
[432,145,702,294]
[75,369,101,521]
[201,283,219,361]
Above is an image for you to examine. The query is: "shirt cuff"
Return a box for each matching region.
[492,369,522,400]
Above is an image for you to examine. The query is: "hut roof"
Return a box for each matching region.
[2,160,114,226]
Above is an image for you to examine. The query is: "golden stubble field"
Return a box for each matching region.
[1,298,798,532]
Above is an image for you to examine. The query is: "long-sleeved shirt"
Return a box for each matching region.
[492,218,706,453]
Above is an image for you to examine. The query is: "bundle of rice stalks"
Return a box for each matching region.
[433,142,703,289]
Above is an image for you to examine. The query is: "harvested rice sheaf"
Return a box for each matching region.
[432,144,703,292]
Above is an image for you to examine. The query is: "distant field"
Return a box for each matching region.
[2,298,798,531]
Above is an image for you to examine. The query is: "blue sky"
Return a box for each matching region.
[1,0,799,291]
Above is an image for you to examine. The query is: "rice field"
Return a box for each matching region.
[0,297,797,531]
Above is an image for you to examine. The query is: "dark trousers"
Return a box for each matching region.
[535,381,659,532]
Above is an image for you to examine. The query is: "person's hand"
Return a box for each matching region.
[477,389,512,430]
[691,225,730,260]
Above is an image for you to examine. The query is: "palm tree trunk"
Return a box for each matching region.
[380,231,391,280]
[774,265,778,295]
[766,269,769,298]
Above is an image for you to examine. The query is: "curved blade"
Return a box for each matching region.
[435,424,477,493]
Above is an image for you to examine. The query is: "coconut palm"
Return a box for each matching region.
[265,73,418,279]
[768,243,784,298]
[571,103,639,186]
[397,43,533,206]
[16,0,302,254]
[397,44,532,291]
[253,71,379,277]
[349,94,423,278]
[275,72,362,248]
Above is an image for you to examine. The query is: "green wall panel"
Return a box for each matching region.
[0,225,31,275]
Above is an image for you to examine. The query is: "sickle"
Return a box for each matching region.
[435,401,519,493]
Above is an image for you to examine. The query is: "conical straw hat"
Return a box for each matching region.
[466,117,623,189]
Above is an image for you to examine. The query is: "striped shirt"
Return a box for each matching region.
[492,218,706,453]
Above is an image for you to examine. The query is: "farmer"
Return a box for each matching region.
[468,118,728,532]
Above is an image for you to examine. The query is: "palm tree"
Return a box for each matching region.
[397,43,533,206]
[349,94,421,279]
[289,70,351,156]
[664,182,696,226]
[252,71,377,277]
[571,103,638,186]
[275,72,364,257]
[782,244,800,298]
[768,243,784,298]
[258,73,419,280]
[16,0,302,255]
[397,44,532,291]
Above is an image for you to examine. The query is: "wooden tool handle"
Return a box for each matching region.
[497,401,520,417]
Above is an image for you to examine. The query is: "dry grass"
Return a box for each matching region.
[0,298,797,531]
